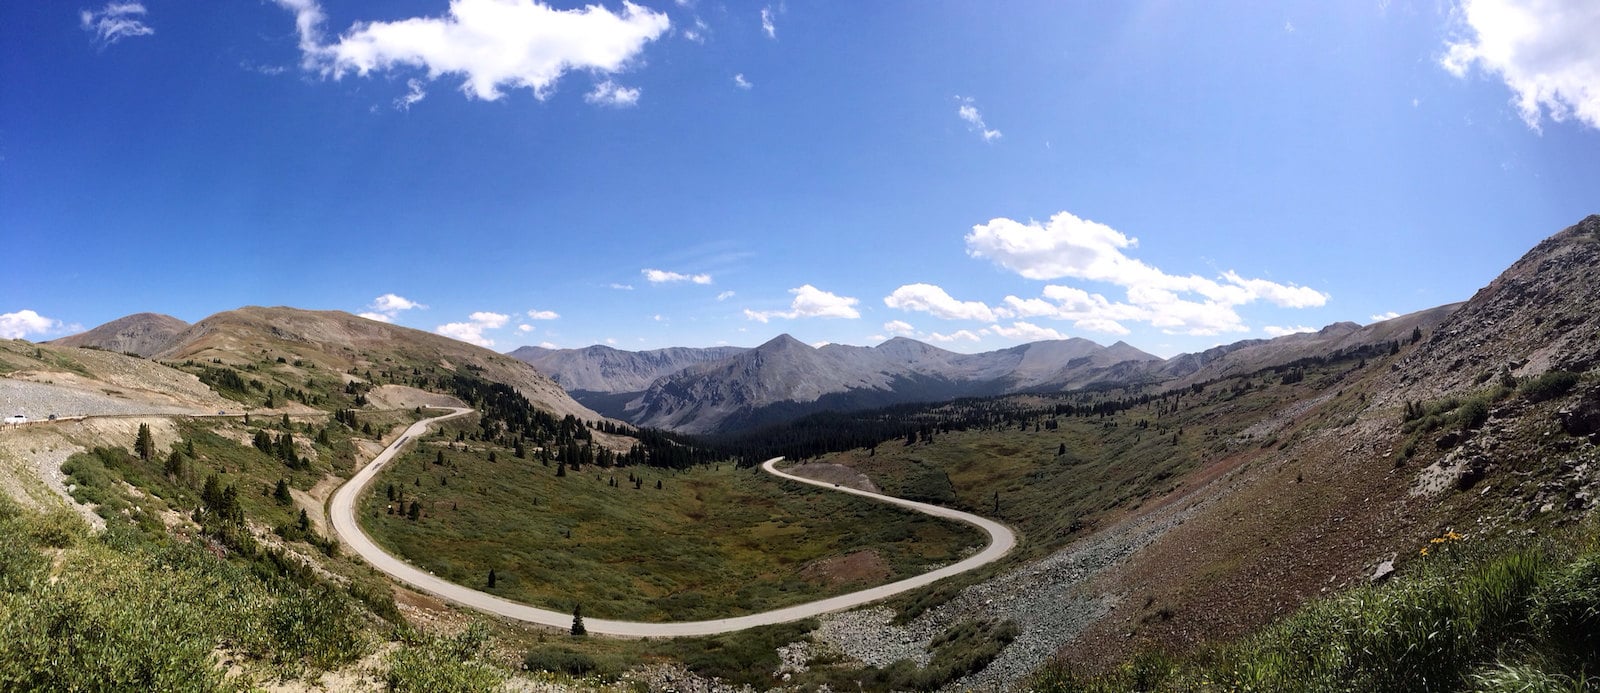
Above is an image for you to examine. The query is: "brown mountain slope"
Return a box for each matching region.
[50,312,190,357]
[149,306,601,421]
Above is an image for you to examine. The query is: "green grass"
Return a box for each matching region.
[358,432,985,621]
[1031,525,1600,692]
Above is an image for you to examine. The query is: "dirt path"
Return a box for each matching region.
[327,409,1017,637]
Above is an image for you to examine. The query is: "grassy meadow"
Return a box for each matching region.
[358,418,986,621]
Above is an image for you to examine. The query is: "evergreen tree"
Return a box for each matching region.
[165,450,186,478]
[273,478,293,505]
[487,568,497,589]
[655,479,662,490]
[297,508,311,533]
[1057,442,1066,456]
[556,461,566,477]
[407,501,420,520]
[570,605,586,636]
[135,423,155,461]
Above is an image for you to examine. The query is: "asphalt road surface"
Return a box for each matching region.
[328,408,1016,637]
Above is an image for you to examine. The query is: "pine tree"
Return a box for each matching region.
[274,478,293,505]
[1057,442,1067,456]
[556,461,566,477]
[165,450,186,478]
[487,568,497,589]
[135,423,155,461]
[570,604,586,636]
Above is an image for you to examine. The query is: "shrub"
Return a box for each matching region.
[1521,371,1581,403]
[1531,552,1600,671]
[523,647,597,677]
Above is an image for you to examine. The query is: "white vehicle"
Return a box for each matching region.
[3,415,26,425]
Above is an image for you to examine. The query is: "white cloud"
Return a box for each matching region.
[966,211,1326,335]
[585,80,641,107]
[744,285,860,322]
[605,337,618,345]
[360,293,426,322]
[987,321,1068,342]
[436,311,509,347]
[80,2,154,45]
[883,320,916,336]
[733,73,753,90]
[608,283,635,290]
[884,283,999,322]
[810,340,830,348]
[518,324,533,332]
[1441,0,1600,131]
[1264,325,1317,337]
[683,17,708,43]
[394,78,427,110]
[926,330,982,343]
[539,341,558,349]
[760,6,776,38]
[642,268,712,284]
[272,0,670,103]
[652,314,666,322]
[0,310,78,340]
[1369,311,1400,322]
[955,96,1002,142]
[525,309,560,320]
[716,291,736,301]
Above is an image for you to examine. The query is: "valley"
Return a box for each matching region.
[0,217,1596,690]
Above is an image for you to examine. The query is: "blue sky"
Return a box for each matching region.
[3,1,1597,357]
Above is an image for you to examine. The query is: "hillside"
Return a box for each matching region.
[59,306,601,422]
[509,343,749,394]
[49,312,189,357]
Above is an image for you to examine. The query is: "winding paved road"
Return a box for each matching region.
[328,408,1016,637]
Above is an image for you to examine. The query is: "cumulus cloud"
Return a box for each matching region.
[744,285,860,322]
[987,321,1068,342]
[884,283,999,322]
[643,268,712,284]
[80,2,154,45]
[525,309,559,320]
[760,6,776,38]
[517,324,533,332]
[1264,325,1317,337]
[359,293,426,323]
[585,79,640,107]
[539,341,558,348]
[1370,311,1401,322]
[733,73,753,90]
[926,330,982,343]
[955,96,1002,142]
[436,311,510,347]
[1441,0,1600,131]
[966,211,1326,335]
[882,320,916,336]
[0,310,78,340]
[272,0,670,103]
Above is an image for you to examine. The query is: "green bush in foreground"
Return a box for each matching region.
[1034,527,1600,693]
[385,623,504,693]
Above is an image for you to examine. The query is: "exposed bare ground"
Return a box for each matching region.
[783,461,879,493]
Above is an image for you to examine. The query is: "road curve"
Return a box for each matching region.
[329,408,1017,637]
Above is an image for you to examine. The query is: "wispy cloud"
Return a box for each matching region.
[1264,325,1316,337]
[744,285,860,322]
[358,293,426,323]
[1369,311,1400,322]
[760,6,777,38]
[0,310,80,340]
[733,73,753,90]
[608,283,635,291]
[525,309,560,320]
[716,291,736,301]
[585,80,641,107]
[436,311,510,348]
[643,268,712,285]
[955,96,1002,142]
[80,2,154,46]
[271,0,669,103]
[394,78,427,111]
[1440,0,1600,131]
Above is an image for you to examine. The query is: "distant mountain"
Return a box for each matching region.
[58,306,601,421]
[623,334,1161,434]
[51,312,189,357]
[508,344,748,393]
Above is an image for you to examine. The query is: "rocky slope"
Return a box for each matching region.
[1394,214,1600,401]
[49,312,189,357]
